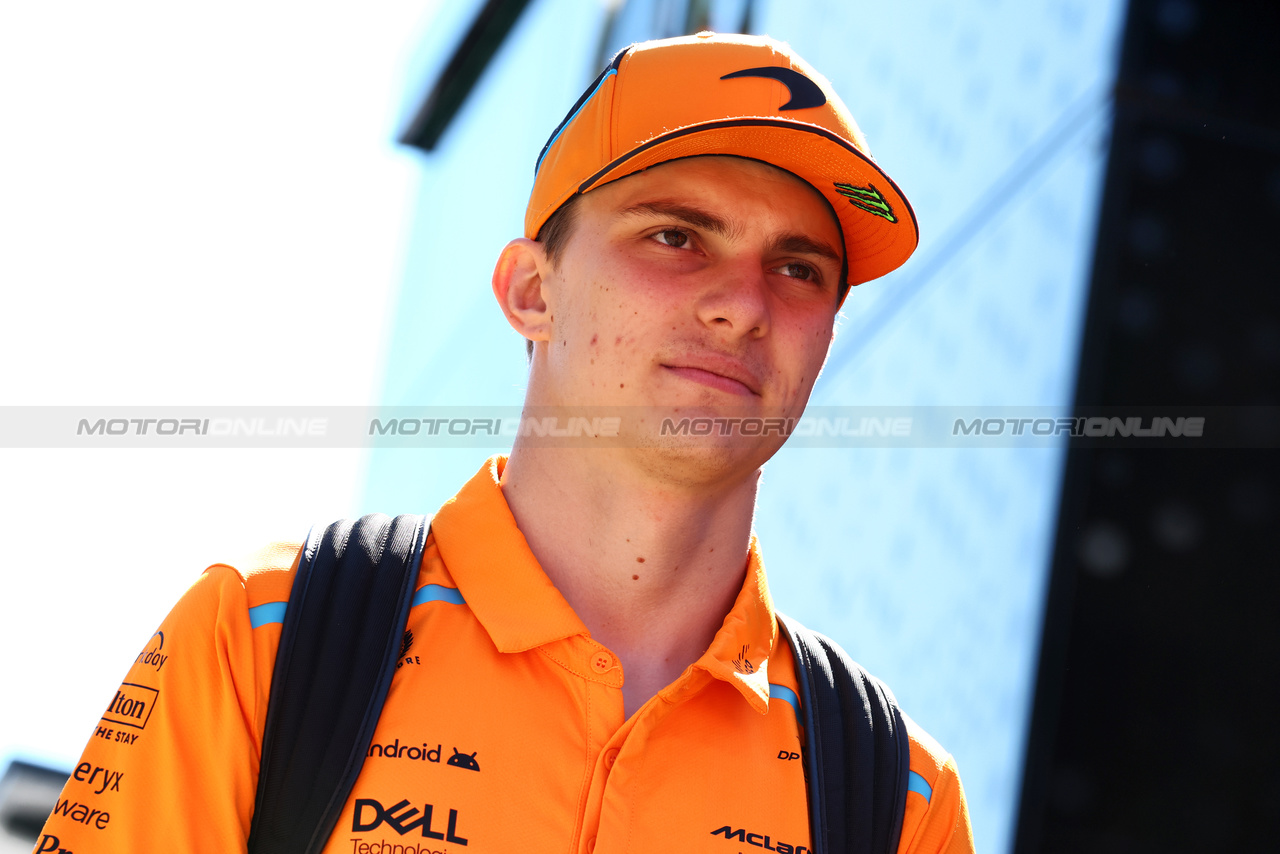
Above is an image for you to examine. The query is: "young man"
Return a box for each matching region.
[38,33,974,854]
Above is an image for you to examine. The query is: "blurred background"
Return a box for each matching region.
[1,1,1275,852]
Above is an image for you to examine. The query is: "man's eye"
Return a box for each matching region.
[778,262,817,281]
[652,229,690,248]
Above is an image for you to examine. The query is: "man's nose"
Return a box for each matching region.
[695,257,770,339]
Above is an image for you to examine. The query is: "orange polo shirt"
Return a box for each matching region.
[38,456,973,854]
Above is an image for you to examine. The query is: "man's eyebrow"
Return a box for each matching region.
[769,234,842,263]
[618,200,738,239]
[619,199,841,264]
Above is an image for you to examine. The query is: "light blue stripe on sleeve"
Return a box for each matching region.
[248,601,287,628]
[251,586,461,627]
[769,683,800,710]
[412,584,466,607]
[908,770,933,802]
[768,683,804,727]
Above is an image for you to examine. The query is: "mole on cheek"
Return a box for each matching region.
[632,574,640,581]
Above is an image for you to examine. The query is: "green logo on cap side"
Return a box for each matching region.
[834,182,897,223]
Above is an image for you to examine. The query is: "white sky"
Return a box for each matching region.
[0,0,442,769]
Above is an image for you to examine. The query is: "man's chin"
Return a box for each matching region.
[621,443,768,491]
[632,405,798,447]
[507,404,796,474]
[628,414,789,488]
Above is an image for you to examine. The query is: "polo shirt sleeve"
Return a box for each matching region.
[35,545,297,854]
[897,717,977,854]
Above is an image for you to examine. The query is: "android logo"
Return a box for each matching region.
[447,748,480,771]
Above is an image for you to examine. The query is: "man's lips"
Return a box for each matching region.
[663,357,761,396]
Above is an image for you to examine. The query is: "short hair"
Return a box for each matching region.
[526,194,582,359]
[538,193,581,269]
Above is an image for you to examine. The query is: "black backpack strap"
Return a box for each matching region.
[248,513,430,854]
[778,613,911,854]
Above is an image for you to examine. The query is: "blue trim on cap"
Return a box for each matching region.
[412,584,466,607]
[535,68,617,175]
[248,601,287,628]
[908,770,933,802]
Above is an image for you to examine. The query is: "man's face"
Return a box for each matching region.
[528,155,843,483]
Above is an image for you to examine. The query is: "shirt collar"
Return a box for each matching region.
[431,455,780,712]
[690,539,778,714]
[431,456,587,652]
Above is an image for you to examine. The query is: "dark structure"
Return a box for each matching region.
[0,760,68,848]
[400,0,535,152]
[399,0,759,153]
[1016,1,1280,852]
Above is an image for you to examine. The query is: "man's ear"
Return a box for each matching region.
[492,237,553,343]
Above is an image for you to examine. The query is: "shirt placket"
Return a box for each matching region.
[576,663,716,854]
[536,633,626,854]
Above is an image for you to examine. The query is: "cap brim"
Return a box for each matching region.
[576,119,919,286]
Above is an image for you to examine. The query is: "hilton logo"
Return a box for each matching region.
[101,683,159,730]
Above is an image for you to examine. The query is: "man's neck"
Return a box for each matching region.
[499,445,759,717]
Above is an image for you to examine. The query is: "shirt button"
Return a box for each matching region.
[587,837,596,853]
[604,748,619,768]
[591,651,614,673]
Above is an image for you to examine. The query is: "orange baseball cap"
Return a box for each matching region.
[526,32,918,288]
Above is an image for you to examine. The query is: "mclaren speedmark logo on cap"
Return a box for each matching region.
[719,66,827,111]
[834,182,898,223]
